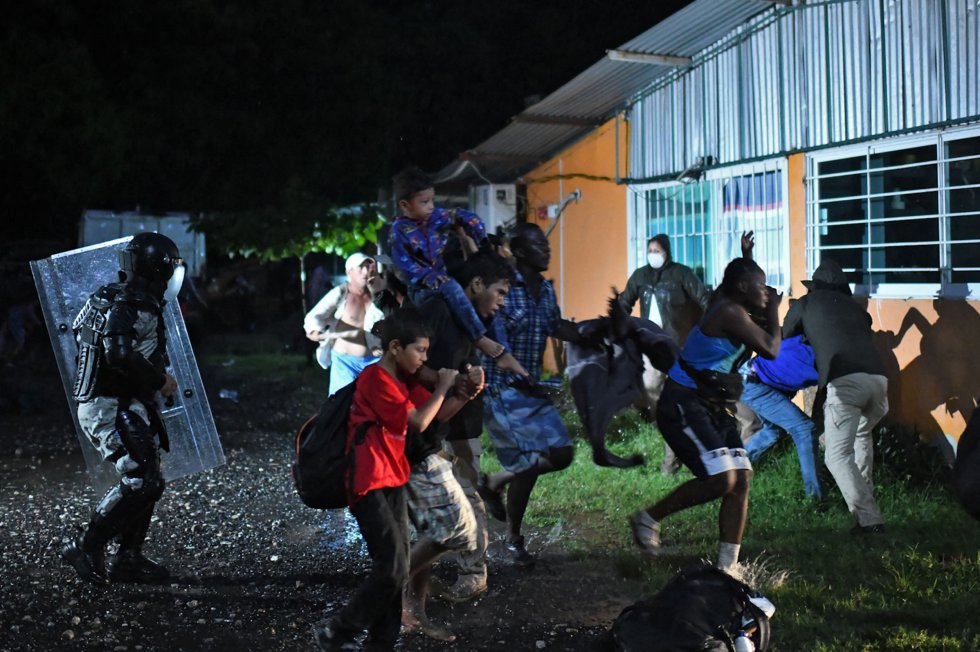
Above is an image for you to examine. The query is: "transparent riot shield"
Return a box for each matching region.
[31,237,225,492]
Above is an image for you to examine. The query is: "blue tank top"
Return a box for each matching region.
[668,325,746,390]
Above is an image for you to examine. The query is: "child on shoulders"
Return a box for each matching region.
[388,167,526,377]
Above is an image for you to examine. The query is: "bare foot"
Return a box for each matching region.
[495,352,528,377]
[475,336,505,359]
[401,609,422,631]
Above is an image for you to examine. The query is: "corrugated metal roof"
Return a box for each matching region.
[437,0,774,183]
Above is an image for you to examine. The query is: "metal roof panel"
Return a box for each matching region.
[438,0,773,183]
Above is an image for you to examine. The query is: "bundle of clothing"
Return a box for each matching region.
[566,302,679,468]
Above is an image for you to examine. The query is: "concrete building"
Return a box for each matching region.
[440,0,980,446]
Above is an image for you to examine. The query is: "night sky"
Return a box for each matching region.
[1,0,692,248]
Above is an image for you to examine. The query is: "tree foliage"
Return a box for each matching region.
[189,181,386,263]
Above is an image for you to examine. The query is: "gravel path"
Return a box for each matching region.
[0,346,644,651]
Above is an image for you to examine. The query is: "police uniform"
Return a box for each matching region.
[62,233,182,586]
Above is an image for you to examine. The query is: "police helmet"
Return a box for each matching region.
[119,232,182,284]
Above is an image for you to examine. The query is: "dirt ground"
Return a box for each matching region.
[0,330,647,651]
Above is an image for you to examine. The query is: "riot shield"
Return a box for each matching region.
[31,237,225,492]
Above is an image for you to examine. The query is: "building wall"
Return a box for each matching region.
[523,118,629,324]
[630,0,980,181]
[785,153,978,443]
[536,144,979,442]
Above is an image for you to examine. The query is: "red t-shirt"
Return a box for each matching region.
[347,363,431,502]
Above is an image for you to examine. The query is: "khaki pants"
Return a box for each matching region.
[824,373,889,526]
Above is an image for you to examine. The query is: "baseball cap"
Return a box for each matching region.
[345,252,375,270]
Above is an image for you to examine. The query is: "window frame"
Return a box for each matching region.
[627,158,790,291]
[806,125,980,299]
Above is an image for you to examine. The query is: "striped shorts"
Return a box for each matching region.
[406,453,477,552]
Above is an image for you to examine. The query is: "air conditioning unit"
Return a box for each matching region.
[468,184,516,235]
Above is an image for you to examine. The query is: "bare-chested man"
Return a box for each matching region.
[303,253,385,395]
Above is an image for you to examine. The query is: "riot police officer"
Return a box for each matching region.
[62,232,183,585]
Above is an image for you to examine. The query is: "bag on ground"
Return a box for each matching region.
[291,381,366,509]
[611,565,772,652]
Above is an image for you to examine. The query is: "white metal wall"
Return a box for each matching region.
[628,0,980,180]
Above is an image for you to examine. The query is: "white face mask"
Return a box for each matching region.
[647,252,666,269]
[164,264,185,302]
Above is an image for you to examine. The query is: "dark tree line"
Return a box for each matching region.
[0,0,689,248]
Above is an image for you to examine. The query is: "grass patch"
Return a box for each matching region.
[482,405,980,651]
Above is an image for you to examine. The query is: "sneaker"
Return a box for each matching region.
[629,510,662,556]
[717,562,744,581]
[312,620,358,651]
[476,474,507,522]
[850,523,886,536]
[503,534,535,568]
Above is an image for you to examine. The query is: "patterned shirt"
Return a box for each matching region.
[389,208,487,290]
[483,269,561,390]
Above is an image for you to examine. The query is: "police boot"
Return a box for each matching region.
[108,548,170,583]
[61,517,111,586]
[108,506,169,583]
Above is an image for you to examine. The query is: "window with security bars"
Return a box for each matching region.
[628,162,789,291]
[806,128,980,297]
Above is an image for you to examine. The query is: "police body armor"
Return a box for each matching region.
[71,282,167,404]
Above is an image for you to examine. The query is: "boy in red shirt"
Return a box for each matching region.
[313,308,464,652]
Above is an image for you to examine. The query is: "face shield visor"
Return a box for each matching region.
[164,260,185,302]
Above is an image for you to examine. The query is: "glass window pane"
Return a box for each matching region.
[877,188,938,219]
[948,187,980,214]
[821,220,867,246]
[820,156,866,175]
[951,243,980,283]
[870,145,936,168]
[875,216,939,244]
[879,243,938,272]
[820,198,866,224]
[950,212,980,242]
[820,172,865,200]
[948,135,980,160]
[868,162,936,197]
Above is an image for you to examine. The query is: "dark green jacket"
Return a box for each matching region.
[620,262,710,343]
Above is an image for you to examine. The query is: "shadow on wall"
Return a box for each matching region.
[868,298,980,451]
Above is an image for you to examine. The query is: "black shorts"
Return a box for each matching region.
[656,381,753,480]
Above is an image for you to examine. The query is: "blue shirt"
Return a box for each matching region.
[482,270,560,390]
[747,335,818,393]
[668,325,746,390]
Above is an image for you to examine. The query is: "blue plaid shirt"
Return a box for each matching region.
[482,269,561,390]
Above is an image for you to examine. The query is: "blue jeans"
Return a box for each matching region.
[741,380,822,498]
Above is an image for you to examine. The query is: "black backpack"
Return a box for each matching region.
[291,381,370,510]
[611,565,772,652]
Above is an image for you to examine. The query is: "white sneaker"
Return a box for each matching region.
[629,510,662,556]
[718,562,743,581]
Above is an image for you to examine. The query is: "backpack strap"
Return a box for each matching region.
[345,421,376,501]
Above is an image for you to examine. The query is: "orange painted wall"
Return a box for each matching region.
[522,118,629,369]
